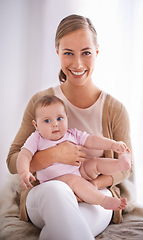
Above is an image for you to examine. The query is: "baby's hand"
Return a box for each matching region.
[112,141,130,154]
[19,171,36,189]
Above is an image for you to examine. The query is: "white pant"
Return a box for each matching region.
[26,181,113,240]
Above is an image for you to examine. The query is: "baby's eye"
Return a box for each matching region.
[45,119,50,123]
[57,117,63,121]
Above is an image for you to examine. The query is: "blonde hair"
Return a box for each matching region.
[55,14,98,83]
[34,95,67,119]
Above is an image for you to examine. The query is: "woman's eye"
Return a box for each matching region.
[64,52,73,56]
[57,117,63,121]
[45,119,50,123]
[83,51,91,55]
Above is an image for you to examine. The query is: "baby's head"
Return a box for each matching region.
[33,95,68,141]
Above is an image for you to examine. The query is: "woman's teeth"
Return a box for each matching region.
[71,70,85,76]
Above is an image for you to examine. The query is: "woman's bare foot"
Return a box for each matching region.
[100,196,127,210]
[118,152,131,171]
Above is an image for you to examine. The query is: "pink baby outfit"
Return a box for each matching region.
[22,128,89,183]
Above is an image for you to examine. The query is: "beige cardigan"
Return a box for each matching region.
[6,87,133,224]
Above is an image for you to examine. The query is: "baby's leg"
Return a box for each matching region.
[54,174,127,210]
[81,152,131,180]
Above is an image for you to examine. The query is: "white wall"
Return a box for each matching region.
[0,0,143,206]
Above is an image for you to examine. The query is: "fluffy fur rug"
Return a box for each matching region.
[0,174,40,240]
[0,174,143,240]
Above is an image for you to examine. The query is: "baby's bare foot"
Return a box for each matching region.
[100,196,127,210]
[118,152,131,171]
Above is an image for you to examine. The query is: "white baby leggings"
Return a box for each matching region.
[26,180,113,240]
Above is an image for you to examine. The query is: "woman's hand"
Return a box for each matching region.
[30,141,86,173]
[56,141,86,166]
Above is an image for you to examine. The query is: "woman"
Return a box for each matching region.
[6,14,133,240]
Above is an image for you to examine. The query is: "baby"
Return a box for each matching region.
[17,95,131,210]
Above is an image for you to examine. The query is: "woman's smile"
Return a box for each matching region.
[69,69,87,77]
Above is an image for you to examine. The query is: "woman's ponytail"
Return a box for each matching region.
[59,69,66,83]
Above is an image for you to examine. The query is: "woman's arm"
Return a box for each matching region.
[6,96,36,174]
[6,92,39,174]
[30,141,86,173]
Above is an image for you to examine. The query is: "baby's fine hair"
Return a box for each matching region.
[55,14,98,83]
[34,95,67,119]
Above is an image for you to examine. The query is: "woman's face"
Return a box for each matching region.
[56,29,99,87]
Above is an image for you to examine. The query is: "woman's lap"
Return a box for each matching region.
[26,180,112,239]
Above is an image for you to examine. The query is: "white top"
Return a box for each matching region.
[53,85,107,158]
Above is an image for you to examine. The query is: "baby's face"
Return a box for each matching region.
[34,102,68,141]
